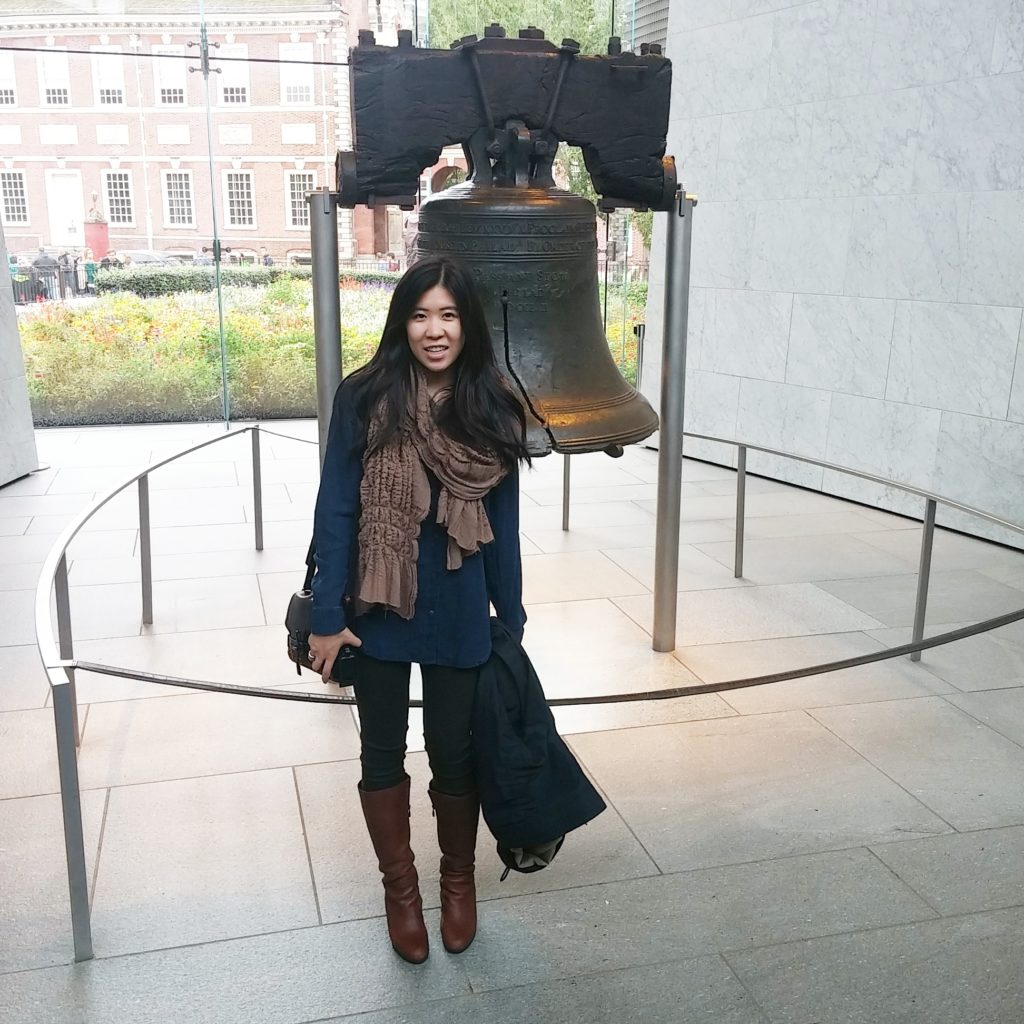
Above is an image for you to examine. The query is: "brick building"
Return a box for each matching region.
[0,0,363,264]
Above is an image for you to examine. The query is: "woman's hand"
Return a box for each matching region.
[308,628,362,683]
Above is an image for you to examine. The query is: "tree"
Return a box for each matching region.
[426,0,624,59]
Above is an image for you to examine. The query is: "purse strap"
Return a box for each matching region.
[303,536,316,591]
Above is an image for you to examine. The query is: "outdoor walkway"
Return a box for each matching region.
[1,419,1023,1024]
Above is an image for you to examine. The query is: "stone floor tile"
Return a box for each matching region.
[815,569,1024,628]
[855,526,1024,574]
[521,551,650,604]
[90,769,318,955]
[676,632,953,715]
[870,825,1024,915]
[0,910,470,1024]
[77,690,360,788]
[0,466,57,495]
[0,492,97,518]
[867,625,1024,692]
[945,687,1024,748]
[0,643,51,711]
[521,598,734,733]
[2,528,138,568]
[810,697,1024,830]
[459,848,935,994]
[0,790,106,972]
[637,489,849,521]
[982,561,1024,589]
[73,623,307,702]
[0,516,29,536]
[604,543,753,591]
[0,588,35,646]
[0,561,43,591]
[330,956,769,1024]
[725,907,1024,1024]
[524,482,678,506]
[614,582,884,646]
[519,500,654,532]
[698,533,920,584]
[0,705,64,798]
[567,713,950,873]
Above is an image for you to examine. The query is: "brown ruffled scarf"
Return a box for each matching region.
[353,369,507,619]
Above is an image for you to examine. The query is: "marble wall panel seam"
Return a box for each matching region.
[1006,310,1024,421]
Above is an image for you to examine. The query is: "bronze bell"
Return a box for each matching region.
[413,178,658,457]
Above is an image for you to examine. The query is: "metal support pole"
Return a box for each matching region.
[911,498,937,663]
[734,445,747,578]
[138,474,153,626]
[251,426,264,552]
[309,188,343,469]
[653,190,695,652]
[53,672,93,962]
[53,554,80,746]
[562,454,571,532]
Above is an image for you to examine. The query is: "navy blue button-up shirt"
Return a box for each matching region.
[311,382,526,668]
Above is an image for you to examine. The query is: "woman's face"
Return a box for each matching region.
[406,284,465,384]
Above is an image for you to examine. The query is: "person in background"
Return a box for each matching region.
[260,247,274,267]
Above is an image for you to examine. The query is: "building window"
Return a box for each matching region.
[153,45,187,106]
[279,42,314,105]
[93,45,126,107]
[163,171,195,227]
[0,171,28,225]
[287,172,315,228]
[103,171,134,225]
[0,50,15,106]
[218,44,250,106]
[225,171,254,227]
[40,48,71,107]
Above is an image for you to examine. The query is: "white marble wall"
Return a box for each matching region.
[0,223,40,487]
[643,0,1024,548]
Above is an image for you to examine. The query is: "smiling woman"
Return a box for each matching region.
[307,257,531,964]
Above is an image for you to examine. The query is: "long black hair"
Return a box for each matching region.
[347,257,530,470]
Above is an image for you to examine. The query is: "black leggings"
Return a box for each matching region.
[353,653,478,796]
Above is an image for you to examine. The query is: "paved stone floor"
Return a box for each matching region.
[1,419,1023,1024]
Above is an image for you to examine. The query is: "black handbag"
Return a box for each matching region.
[285,539,358,684]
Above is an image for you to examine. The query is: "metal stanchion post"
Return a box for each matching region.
[139,473,153,626]
[562,454,571,532]
[251,426,264,552]
[653,190,695,652]
[53,554,80,745]
[309,188,343,469]
[735,445,747,578]
[911,498,937,663]
[52,670,93,962]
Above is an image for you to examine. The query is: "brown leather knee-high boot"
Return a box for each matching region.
[358,776,429,964]
[428,787,480,954]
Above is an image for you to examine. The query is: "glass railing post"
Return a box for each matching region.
[53,553,79,745]
[911,498,937,663]
[251,426,264,551]
[562,454,571,532]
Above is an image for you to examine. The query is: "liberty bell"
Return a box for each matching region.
[336,26,677,455]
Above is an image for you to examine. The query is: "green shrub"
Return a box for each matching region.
[95,264,401,298]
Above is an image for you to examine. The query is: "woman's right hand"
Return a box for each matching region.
[308,628,362,683]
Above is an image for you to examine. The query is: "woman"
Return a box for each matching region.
[308,257,529,964]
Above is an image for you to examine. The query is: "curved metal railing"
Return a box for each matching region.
[32,424,1024,961]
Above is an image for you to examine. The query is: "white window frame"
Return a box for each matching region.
[0,170,30,226]
[284,170,317,230]
[152,45,187,106]
[101,169,136,228]
[222,169,256,230]
[91,45,125,107]
[39,47,70,106]
[279,42,314,106]
[0,50,16,106]
[161,169,196,229]
[217,43,250,106]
